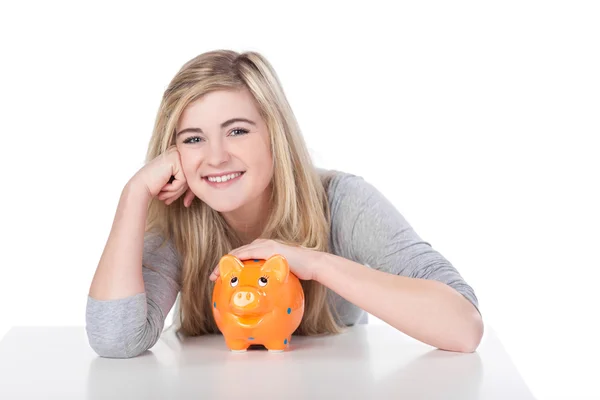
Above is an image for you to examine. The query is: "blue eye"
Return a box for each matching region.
[182,128,248,144]
[230,128,249,137]
[183,136,204,144]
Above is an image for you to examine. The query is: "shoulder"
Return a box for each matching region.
[317,167,367,194]
[318,168,389,255]
[317,168,380,209]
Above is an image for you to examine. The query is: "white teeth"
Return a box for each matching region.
[207,172,242,183]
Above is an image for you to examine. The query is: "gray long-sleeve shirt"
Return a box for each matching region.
[86,170,480,358]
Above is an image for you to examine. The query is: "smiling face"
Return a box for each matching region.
[175,88,274,213]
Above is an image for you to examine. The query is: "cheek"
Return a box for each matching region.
[248,142,273,174]
[254,152,272,172]
[178,149,203,173]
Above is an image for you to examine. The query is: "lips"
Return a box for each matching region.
[202,171,246,179]
[202,172,245,190]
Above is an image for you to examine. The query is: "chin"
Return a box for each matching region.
[210,203,244,213]
[198,196,247,213]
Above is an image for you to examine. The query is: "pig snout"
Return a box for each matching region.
[234,291,256,307]
[230,288,262,313]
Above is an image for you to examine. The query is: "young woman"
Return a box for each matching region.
[86,49,483,359]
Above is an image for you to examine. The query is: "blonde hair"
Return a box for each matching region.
[144,49,345,337]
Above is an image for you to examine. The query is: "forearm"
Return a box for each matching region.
[315,252,483,353]
[89,181,150,300]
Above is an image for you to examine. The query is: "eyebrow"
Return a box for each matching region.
[176,118,256,137]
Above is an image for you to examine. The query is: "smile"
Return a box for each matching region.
[206,172,243,183]
[203,171,246,188]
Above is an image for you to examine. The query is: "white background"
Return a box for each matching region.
[1,1,598,399]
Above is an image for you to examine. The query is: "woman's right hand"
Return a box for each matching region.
[129,146,195,207]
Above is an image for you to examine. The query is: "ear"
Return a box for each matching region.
[219,254,244,281]
[261,254,289,282]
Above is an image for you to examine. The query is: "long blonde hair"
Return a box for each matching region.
[144,49,344,337]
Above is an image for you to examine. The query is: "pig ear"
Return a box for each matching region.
[219,254,243,281]
[261,254,289,282]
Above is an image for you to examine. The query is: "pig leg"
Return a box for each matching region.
[264,337,289,352]
[225,338,249,352]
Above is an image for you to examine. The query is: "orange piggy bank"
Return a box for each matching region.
[211,254,304,352]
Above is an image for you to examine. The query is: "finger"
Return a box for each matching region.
[228,246,249,258]
[162,174,188,192]
[209,265,220,281]
[171,159,187,186]
[228,243,249,254]
[163,192,183,205]
[230,245,267,261]
[183,187,195,207]
[157,189,177,200]
[163,183,189,205]
[160,182,181,193]
[165,193,183,205]
[159,191,178,203]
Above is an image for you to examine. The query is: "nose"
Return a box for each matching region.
[232,291,257,308]
[206,138,230,167]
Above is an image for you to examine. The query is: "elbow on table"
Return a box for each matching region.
[86,327,159,359]
[455,311,484,353]
[437,307,484,353]
[87,336,150,359]
[454,335,481,354]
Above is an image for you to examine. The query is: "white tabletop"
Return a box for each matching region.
[0,323,533,399]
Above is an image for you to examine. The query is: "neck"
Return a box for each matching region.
[221,183,272,245]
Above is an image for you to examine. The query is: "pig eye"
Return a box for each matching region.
[258,276,268,287]
[230,276,239,287]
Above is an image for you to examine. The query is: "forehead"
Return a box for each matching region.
[177,88,260,130]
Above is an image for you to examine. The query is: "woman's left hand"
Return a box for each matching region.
[208,239,321,282]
